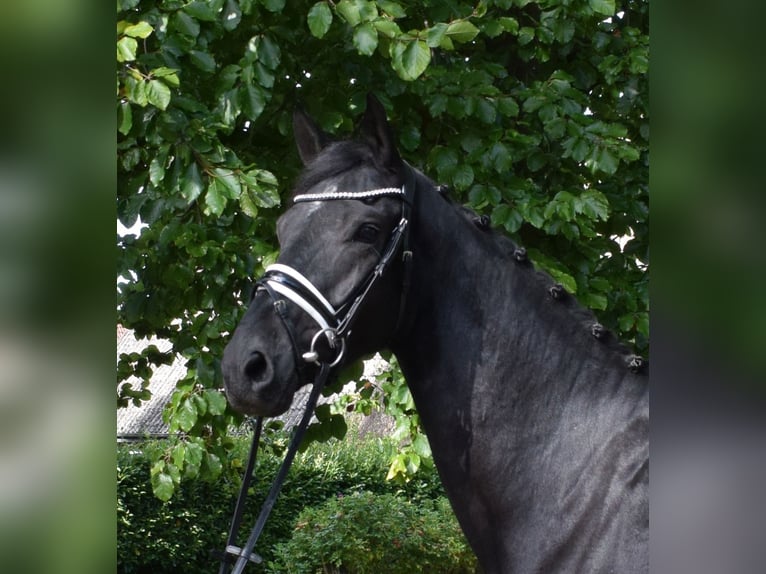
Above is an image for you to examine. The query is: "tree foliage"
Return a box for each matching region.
[117,0,648,496]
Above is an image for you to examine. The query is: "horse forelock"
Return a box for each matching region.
[292,140,399,200]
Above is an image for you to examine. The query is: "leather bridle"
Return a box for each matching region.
[256,167,415,376]
[219,165,416,574]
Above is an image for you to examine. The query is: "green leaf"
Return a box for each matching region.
[123,21,153,39]
[497,96,519,118]
[412,433,432,459]
[151,469,175,501]
[373,19,401,38]
[579,189,610,221]
[425,23,448,48]
[589,146,618,175]
[149,153,166,186]
[481,19,505,39]
[204,179,227,216]
[452,164,474,191]
[499,16,519,34]
[242,83,267,120]
[430,146,458,178]
[503,206,522,232]
[212,167,242,199]
[222,0,242,31]
[618,313,636,333]
[360,0,378,21]
[204,389,227,415]
[201,452,223,480]
[173,11,200,37]
[489,142,512,173]
[581,292,608,311]
[475,98,496,124]
[176,398,198,432]
[445,20,479,43]
[399,123,420,151]
[239,192,258,218]
[189,50,216,73]
[307,1,332,38]
[386,454,406,481]
[253,62,275,88]
[151,67,180,87]
[636,312,649,337]
[118,101,132,136]
[399,40,431,80]
[145,79,171,110]
[172,442,186,468]
[526,151,547,172]
[192,394,208,416]
[257,36,281,69]
[570,137,589,163]
[259,0,286,12]
[181,162,203,203]
[589,0,615,16]
[518,26,535,46]
[117,36,137,62]
[553,19,575,43]
[184,441,204,477]
[353,22,378,56]
[328,414,348,439]
[377,0,405,18]
[549,268,577,294]
[184,0,221,22]
[336,0,360,26]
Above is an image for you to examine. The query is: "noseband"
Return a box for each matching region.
[220,167,416,573]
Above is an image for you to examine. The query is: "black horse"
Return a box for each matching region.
[222,94,648,573]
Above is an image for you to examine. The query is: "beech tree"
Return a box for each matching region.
[117,0,648,498]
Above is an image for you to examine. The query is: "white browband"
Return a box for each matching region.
[293,187,405,203]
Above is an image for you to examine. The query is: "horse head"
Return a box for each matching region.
[222,95,412,416]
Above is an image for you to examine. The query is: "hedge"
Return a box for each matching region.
[118,431,476,573]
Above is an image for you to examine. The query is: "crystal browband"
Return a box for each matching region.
[293,187,405,203]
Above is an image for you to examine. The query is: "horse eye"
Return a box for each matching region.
[354,223,380,243]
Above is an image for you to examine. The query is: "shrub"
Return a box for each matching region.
[269,491,478,574]
[118,432,472,573]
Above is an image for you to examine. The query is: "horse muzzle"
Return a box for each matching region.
[222,333,300,417]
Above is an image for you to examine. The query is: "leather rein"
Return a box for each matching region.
[218,166,416,574]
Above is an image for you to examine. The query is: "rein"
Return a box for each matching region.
[218,166,416,573]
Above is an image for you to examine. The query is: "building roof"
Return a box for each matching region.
[117,325,186,438]
[116,326,388,439]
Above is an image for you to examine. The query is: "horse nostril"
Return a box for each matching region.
[244,351,272,385]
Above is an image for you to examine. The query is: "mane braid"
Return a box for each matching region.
[452,201,639,362]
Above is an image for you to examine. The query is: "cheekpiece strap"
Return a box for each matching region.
[293,187,405,203]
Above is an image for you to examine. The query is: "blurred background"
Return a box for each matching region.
[0,1,115,572]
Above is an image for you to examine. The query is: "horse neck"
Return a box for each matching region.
[391,179,640,452]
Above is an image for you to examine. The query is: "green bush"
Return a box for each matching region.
[118,432,472,573]
[117,444,235,573]
[269,491,478,574]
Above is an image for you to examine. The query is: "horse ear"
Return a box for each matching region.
[359,93,401,169]
[293,106,331,165]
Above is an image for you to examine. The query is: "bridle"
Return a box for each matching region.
[218,165,416,574]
